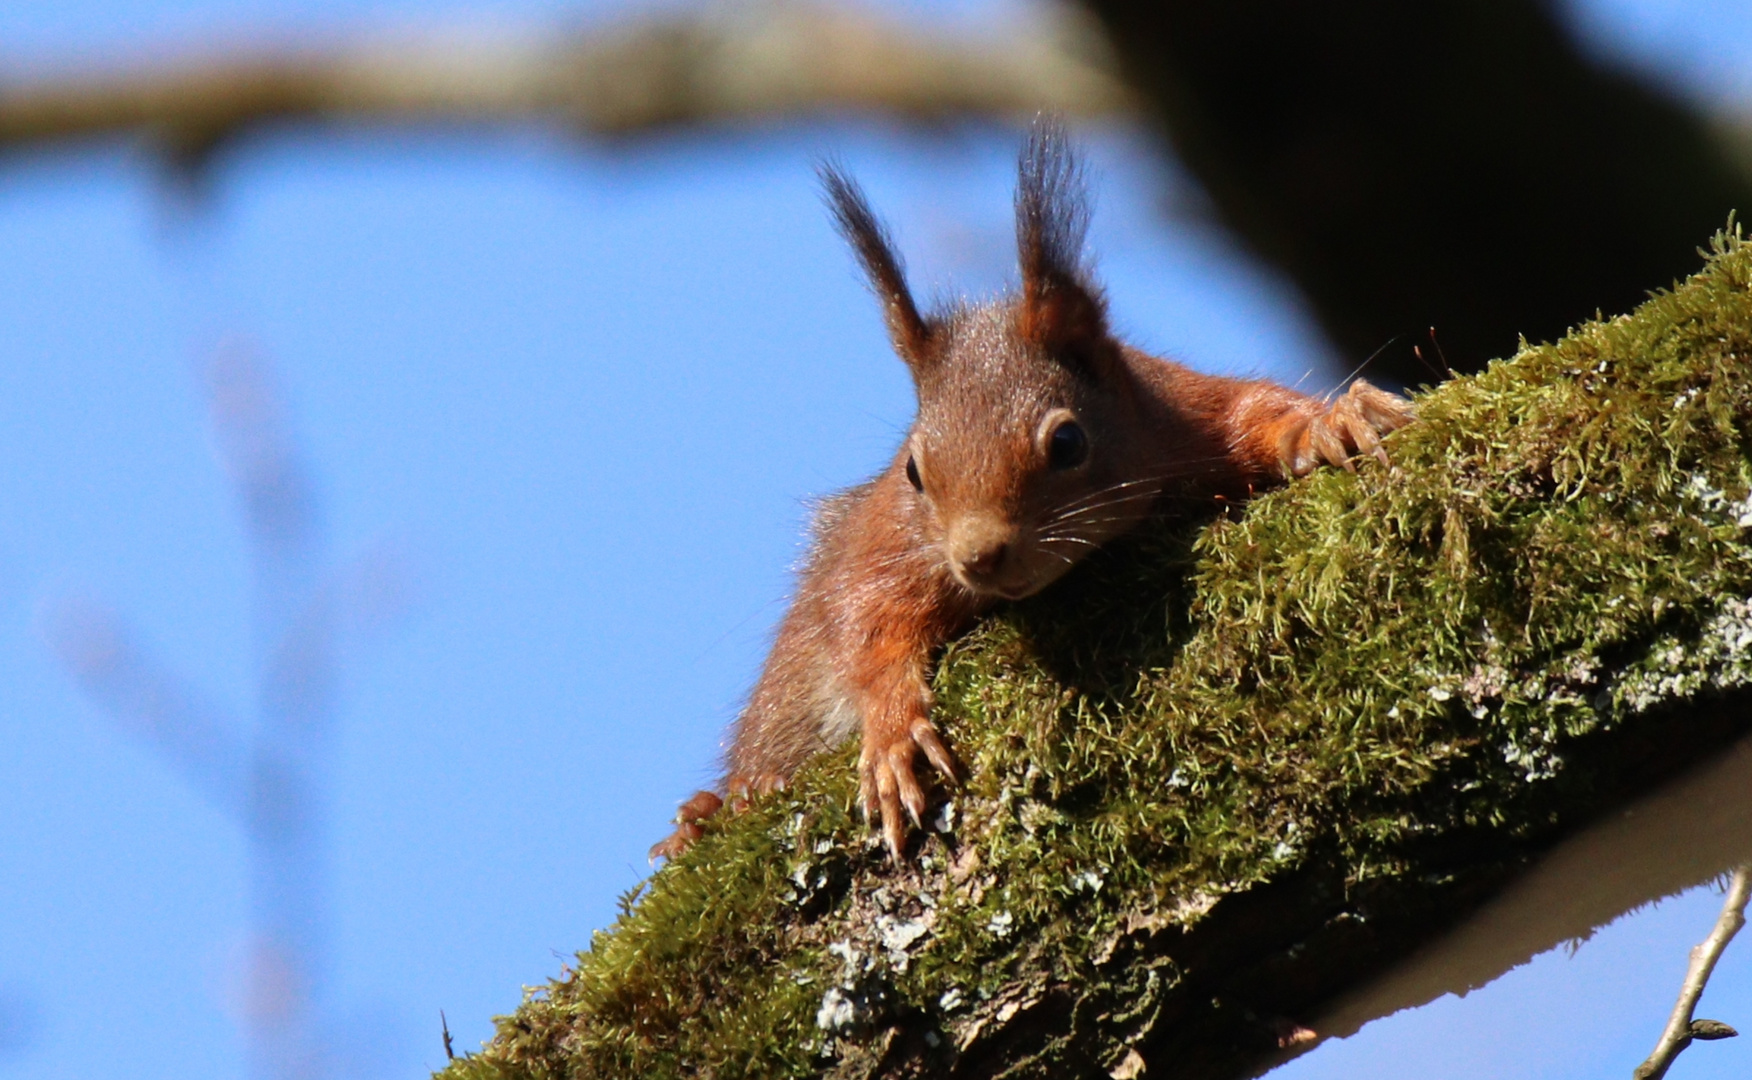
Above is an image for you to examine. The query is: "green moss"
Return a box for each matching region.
[439,227,1752,1080]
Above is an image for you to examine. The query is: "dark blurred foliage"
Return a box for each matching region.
[1081,0,1752,387]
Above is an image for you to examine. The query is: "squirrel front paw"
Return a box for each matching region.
[1279,378,1413,477]
[860,715,958,861]
[648,789,724,862]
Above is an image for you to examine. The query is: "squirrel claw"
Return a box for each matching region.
[860,717,957,861]
[883,812,908,863]
[648,822,703,862]
[912,720,960,786]
[1285,378,1413,476]
[648,789,725,862]
[860,761,910,861]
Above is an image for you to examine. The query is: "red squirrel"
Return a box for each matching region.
[651,123,1411,862]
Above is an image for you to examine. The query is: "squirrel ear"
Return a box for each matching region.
[1015,118,1107,352]
[820,163,935,373]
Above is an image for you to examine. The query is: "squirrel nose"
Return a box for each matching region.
[959,540,1009,577]
[950,518,1016,582]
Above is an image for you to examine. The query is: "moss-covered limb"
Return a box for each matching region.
[439,228,1752,1080]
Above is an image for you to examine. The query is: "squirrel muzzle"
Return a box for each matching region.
[947,516,1047,599]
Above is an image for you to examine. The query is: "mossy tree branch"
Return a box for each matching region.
[437,232,1752,1080]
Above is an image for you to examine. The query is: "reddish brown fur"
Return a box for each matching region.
[649,124,1411,862]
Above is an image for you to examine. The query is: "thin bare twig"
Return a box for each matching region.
[40,599,250,814]
[1634,865,1751,1080]
[44,342,410,1080]
[0,2,1129,168]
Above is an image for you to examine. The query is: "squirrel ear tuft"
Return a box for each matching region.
[819,162,935,373]
[1015,118,1107,351]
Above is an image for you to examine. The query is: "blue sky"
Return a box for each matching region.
[0,2,1750,1078]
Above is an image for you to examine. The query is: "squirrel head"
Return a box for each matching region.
[824,122,1156,600]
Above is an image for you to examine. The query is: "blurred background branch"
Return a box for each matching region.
[3,1,1751,387]
[42,597,251,815]
[0,3,1128,164]
[43,341,407,1080]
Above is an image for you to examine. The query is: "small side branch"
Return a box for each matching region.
[41,598,249,815]
[1634,865,1752,1080]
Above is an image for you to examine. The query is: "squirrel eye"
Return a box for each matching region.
[1048,420,1089,470]
[905,455,924,492]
